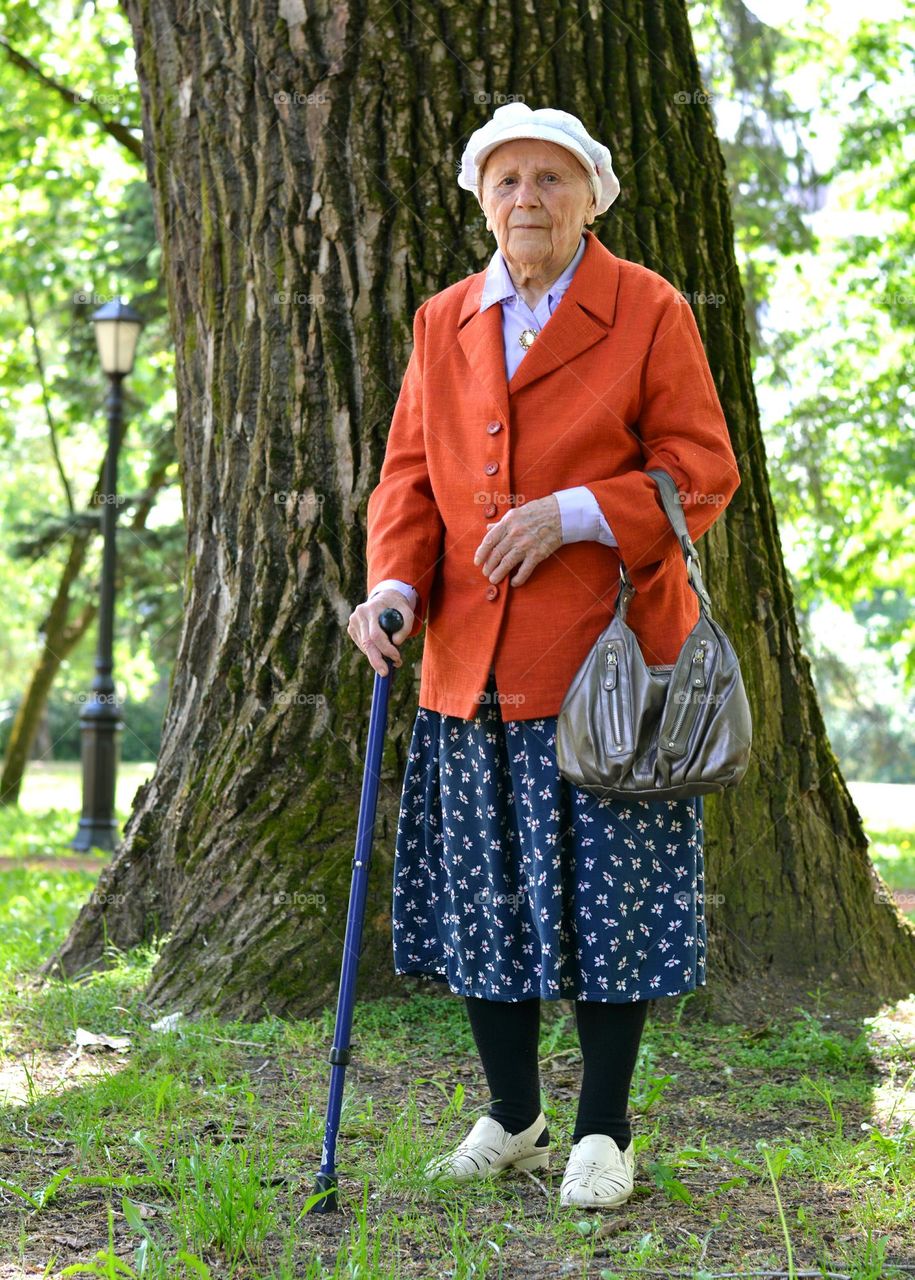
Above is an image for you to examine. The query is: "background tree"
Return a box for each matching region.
[40,0,915,1018]
[690,0,915,778]
[0,0,183,795]
[689,0,822,344]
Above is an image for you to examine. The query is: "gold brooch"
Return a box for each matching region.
[518,328,538,350]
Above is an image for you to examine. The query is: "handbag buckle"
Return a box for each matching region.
[686,553,713,611]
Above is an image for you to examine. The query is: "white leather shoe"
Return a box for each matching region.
[423,1111,550,1182]
[559,1133,635,1208]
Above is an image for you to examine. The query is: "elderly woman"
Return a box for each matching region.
[347,103,740,1209]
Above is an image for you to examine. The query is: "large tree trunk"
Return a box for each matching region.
[42,0,915,1018]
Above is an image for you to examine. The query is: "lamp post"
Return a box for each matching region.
[71,299,143,852]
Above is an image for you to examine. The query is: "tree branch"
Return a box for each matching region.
[23,283,75,514]
[0,35,144,162]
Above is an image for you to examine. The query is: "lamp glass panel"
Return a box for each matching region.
[95,319,141,374]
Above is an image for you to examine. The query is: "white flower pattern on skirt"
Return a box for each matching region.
[392,673,707,1003]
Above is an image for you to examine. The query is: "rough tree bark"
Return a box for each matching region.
[42,0,915,1019]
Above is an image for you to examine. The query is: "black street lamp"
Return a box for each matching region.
[71,299,143,852]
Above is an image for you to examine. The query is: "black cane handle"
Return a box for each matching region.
[378,608,404,642]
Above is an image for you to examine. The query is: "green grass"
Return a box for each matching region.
[1,771,914,1277]
[9,760,155,818]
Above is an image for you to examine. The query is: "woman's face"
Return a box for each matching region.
[478,138,597,277]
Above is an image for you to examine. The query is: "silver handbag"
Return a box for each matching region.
[555,468,752,801]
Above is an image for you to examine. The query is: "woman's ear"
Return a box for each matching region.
[477,193,491,231]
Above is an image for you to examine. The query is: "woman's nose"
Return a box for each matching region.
[513,179,541,205]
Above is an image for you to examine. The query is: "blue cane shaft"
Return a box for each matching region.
[316,607,403,1187]
[317,664,392,1176]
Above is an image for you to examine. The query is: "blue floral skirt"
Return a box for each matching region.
[391,671,707,1003]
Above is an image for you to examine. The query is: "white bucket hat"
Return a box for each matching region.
[457,102,621,215]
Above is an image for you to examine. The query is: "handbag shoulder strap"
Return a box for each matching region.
[633,468,713,613]
[644,468,693,548]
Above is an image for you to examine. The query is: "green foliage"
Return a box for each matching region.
[691,0,915,773]
[689,0,822,333]
[0,0,182,762]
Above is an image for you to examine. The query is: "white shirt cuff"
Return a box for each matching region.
[553,487,617,547]
[368,579,419,612]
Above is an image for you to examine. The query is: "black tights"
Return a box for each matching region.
[463,994,649,1148]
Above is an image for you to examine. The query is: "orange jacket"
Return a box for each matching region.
[366,229,740,721]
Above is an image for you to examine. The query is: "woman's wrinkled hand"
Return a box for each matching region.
[347,589,414,677]
[473,495,563,586]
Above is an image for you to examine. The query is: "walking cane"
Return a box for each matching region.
[307,606,404,1214]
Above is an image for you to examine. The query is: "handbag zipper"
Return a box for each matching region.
[666,643,707,749]
[603,644,624,751]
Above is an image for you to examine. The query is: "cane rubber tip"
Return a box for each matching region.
[378,607,404,640]
[306,1172,339,1214]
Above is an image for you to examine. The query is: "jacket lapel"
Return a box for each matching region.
[457,229,622,418]
[457,295,511,424]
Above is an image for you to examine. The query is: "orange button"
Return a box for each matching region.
[486,421,502,434]
[485,585,499,600]
[483,503,497,517]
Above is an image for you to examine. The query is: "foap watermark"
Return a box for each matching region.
[875,886,915,910]
[670,690,728,709]
[474,492,525,507]
[273,91,329,107]
[273,490,326,512]
[681,289,725,307]
[275,691,327,707]
[476,688,526,706]
[88,890,128,907]
[473,888,526,910]
[675,489,728,508]
[91,493,131,507]
[73,290,122,308]
[674,890,724,907]
[673,89,713,105]
[72,90,129,110]
[274,292,325,306]
[273,889,327,908]
[473,91,525,106]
